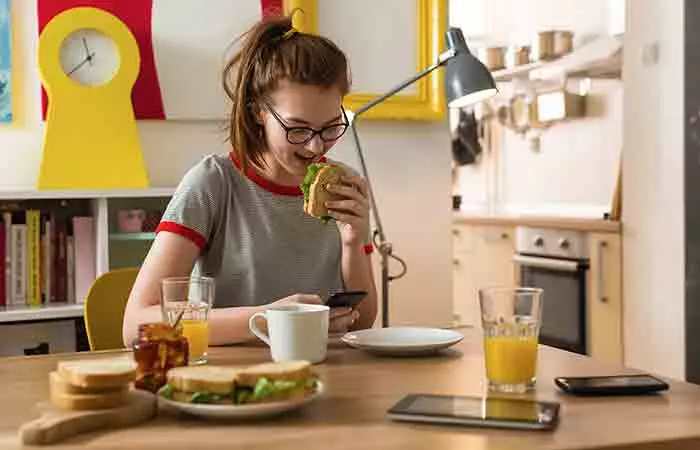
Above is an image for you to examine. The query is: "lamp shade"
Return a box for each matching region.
[445,27,498,108]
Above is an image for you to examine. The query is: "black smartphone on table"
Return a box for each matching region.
[554,374,669,396]
[387,394,560,431]
[326,291,367,308]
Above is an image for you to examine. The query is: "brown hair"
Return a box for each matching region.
[223,16,350,170]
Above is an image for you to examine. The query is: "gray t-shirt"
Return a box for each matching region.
[157,153,347,308]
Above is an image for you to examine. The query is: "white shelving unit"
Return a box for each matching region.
[0,188,175,200]
[0,304,84,324]
[491,35,623,82]
[0,187,174,323]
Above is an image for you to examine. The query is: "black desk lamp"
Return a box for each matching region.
[347,27,497,327]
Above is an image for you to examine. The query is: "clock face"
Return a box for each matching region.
[60,29,120,86]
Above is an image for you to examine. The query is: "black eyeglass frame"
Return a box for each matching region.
[264,102,350,145]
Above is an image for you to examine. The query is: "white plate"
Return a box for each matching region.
[158,382,324,420]
[341,327,464,356]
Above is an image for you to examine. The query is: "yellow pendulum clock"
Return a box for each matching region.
[37,7,149,190]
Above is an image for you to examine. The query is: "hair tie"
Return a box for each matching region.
[282,28,297,40]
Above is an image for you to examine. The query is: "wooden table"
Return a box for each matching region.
[3,330,700,449]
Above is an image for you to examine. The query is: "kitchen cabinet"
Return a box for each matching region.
[453,224,516,326]
[587,232,623,363]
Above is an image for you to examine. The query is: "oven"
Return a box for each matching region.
[513,227,589,355]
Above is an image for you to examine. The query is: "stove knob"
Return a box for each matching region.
[559,238,571,250]
[533,236,545,247]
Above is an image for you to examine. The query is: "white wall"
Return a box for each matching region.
[622,0,685,379]
[0,1,453,327]
[450,0,623,217]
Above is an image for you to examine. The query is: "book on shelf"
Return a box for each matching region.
[54,214,68,304]
[66,235,75,307]
[0,201,96,309]
[0,219,5,307]
[73,216,96,305]
[2,212,10,307]
[26,210,41,307]
[10,221,27,307]
[42,212,51,305]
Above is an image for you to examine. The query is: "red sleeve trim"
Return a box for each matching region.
[363,244,374,255]
[156,221,207,250]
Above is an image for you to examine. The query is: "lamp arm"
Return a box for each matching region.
[348,47,456,328]
[349,123,386,243]
[353,48,456,118]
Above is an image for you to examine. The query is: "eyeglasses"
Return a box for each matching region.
[264,103,349,145]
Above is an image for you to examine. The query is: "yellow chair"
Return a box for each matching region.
[83,267,139,351]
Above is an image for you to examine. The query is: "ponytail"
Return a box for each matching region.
[223,16,350,171]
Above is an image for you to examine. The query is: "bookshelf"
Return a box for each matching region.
[0,188,174,356]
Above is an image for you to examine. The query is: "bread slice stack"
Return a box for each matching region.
[50,358,137,411]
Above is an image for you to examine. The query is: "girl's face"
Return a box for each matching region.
[259,80,347,184]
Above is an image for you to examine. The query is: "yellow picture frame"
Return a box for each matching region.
[284,0,447,121]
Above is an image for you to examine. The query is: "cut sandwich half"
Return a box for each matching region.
[235,361,318,405]
[301,163,346,221]
[163,365,242,404]
[159,361,318,405]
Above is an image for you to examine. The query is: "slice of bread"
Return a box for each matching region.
[49,371,128,396]
[236,361,313,387]
[57,358,137,389]
[304,165,345,219]
[50,387,129,411]
[166,366,241,395]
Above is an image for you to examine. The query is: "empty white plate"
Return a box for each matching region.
[341,327,464,356]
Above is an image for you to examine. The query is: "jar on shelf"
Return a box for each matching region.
[132,322,189,393]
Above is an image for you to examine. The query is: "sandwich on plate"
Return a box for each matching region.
[159,360,319,405]
[301,162,347,222]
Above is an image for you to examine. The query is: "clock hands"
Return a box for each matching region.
[67,51,96,76]
[82,38,94,66]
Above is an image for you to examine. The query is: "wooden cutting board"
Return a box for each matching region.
[19,389,157,445]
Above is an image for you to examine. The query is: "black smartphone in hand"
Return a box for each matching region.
[554,374,669,396]
[326,291,367,308]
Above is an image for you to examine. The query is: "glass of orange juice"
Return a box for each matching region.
[161,276,215,365]
[479,287,543,394]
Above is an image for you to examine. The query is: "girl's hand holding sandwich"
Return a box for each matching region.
[325,174,370,248]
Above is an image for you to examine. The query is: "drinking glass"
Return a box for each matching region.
[161,276,214,365]
[479,287,543,393]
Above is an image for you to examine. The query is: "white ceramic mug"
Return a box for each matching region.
[248,304,330,364]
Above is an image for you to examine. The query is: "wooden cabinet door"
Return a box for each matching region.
[453,252,478,326]
[472,225,516,291]
[453,224,516,327]
[452,225,476,326]
[588,233,623,363]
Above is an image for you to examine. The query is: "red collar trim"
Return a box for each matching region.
[229,152,327,197]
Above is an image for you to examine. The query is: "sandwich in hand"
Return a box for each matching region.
[301,163,347,221]
[159,360,318,405]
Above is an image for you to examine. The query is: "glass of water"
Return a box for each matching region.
[479,287,543,393]
[161,276,215,365]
